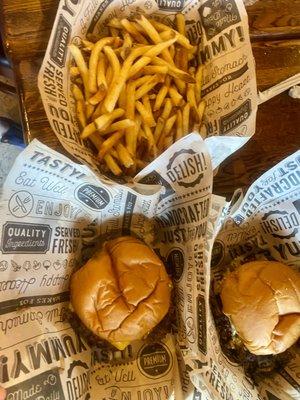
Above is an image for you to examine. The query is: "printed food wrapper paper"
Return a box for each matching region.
[1,134,298,400]
[38,0,258,172]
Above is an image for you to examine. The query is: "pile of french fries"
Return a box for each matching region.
[70,14,205,176]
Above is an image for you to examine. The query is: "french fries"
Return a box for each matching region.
[70,14,205,176]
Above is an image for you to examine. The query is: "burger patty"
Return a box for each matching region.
[211,293,294,382]
[63,292,176,354]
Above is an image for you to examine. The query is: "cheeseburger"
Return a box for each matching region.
[215,260,300,377]
[70,236,172,350]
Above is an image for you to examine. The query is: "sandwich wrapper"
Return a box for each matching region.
[0,135,299,400]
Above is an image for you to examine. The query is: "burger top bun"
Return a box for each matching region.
[221,261,300,355]
[70,236,172,350]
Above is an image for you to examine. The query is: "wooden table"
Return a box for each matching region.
[1,0,300,198]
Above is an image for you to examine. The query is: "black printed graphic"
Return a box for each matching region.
[293,198,300,213]
[157,0,185,12]
[199,0,241,40]
[8,191,34,218]
[197,295,207,355]
[88,0,115,33]
[278,369,300,393]
[211,240,224,268]
[137,343,172,379]
[50,15,71,68]
[265,391,282,400]
[1,222,52,254]
[202,63,248,97]
[193,388,202,400]
[261,210,299,239]
[66,360,91,400]
[0,261,8,271]
[166,149,207,188]
[75,184,110,210]
[220,99,251,135]
[166,248,184,282]
[0,292,69,315]
[122,192,137,235]
[6,368,65,399]
[139,170,175,201]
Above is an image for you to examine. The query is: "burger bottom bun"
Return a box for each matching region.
[221,261,300,355]
[70,236,172,350]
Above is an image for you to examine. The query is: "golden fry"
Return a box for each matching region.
[95,108,125,131]
[107,18,122,29]
[169,85,184,106]
[76,101,86,129]
[102,119,135,135]
[142,95,155,125]
[98,131,125,159]
[158,28,194,50]
[163,114,177,136]
[136,100,156,127]
[109,27,119,37]
[121,19,148,44]
[106,65,113,86]
[143,65,168,75]
[104,153,122,175]
[97,53,107,89]
[157,114,176,150]
[82,39,94,51]
[176,109,183,140]
[120,32,132,60]
[126,82,136,120]
[89,86,106,105]
[135,76,159,100]
[116,143,134,168]
[174,78,186,95]
[197,100,206,124]
[154,84,169,111]
[152,57,195,83]
[154,117,165,143]
[86,104,95,120]
[163,136,174,151]
[118,84,127,109]
[195,64,204,103]
[143,123,157,157]
[103,45,120,76]
[89,133,103,150]
[103,46,149,113]
[88,37,114,94]
[69,44,89,96]
[136,15,174,64]
[187,83,197,111]
[128,57,151,78]
[81,122,96,139]
[175,13,185,35]
[70,66,80,77]
[72,84,84,101]
[126,114,141,156]
[161,98,172,120]
[182,102,190,135]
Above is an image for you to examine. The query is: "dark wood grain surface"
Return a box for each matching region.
[1,0,300,197]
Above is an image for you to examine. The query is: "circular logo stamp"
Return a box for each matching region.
[137,343,172,379]
[8,191,34,218]
[137,343,173,379]
[75,184,110,210]
[211,240,225,268]
[166,248,184,282]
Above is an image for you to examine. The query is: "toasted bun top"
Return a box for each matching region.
[220,261,300,355]
[70,236,172,350]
